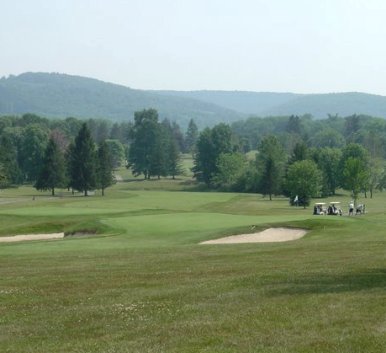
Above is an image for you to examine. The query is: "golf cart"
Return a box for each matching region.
[313,202,327,215]
[327,201,343,216]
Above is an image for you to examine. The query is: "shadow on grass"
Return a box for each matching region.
[269,268,386,295]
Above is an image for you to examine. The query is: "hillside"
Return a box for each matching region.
[2,73,386,128]
[154,90,301,115]
[261,92,386,118]
[0,73,243,129]
[158,90,386,119]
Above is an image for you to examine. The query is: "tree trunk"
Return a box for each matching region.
[52,188,55,196]
[84,190,88,196]
[102,188,105,196]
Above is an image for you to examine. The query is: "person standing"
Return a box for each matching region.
[349,201,354,216]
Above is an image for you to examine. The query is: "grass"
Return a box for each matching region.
[0,177,385,352]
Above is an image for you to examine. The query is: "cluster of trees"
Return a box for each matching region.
[193,115,386,206]
[0,112,199,191]
[127,109,198,179]
[36,123,115,196]
[0,114,130,187]
[2,110,386,205]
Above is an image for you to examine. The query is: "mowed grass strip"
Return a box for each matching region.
[0,182,385,352]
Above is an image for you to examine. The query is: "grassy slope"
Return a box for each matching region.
[0,179,385,353]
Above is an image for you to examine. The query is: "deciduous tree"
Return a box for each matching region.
[286,160,322,207]
[193,123,232,186]
[128,109,160,179]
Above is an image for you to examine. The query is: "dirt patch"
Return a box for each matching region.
[0,233,64,243]
[200,228,307,244]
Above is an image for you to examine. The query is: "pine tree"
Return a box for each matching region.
[69,123,97,196]
[185,119,198,153]
[97,141,115,196]
[256,135,285,200]
[35,137,66,196]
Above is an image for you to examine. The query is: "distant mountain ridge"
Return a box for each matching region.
[156,90,386,119]
[153,90,302,115]
[0,73,244,129]
[2,72,386,128]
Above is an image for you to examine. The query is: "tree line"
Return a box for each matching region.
[0,112,199,194]
[1,110,386,204]
[193,114,386,206]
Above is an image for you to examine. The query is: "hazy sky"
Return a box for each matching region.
[2,0,386,94]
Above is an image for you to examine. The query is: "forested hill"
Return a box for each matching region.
[155,90,386,119]
[154,90,301,115]
[0,73,243,128]
[3,72,386,127]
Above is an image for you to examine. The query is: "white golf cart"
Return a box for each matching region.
[327,201,343,216]
[313,202,327,215]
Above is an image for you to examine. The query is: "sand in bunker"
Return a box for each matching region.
[200,228,307,244]
[0,233,65,243]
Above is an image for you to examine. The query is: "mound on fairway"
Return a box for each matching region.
[200,227,307,244]
[0,233,64,243]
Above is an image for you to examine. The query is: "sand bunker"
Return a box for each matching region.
[0,233,64,243]
[200,227,307,244]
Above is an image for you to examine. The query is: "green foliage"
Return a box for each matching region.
[339,143,369,187]
[0,163,8,188]
[105,139,125,168]
[256,135,286,200]
[313,147,342,196]
[342,157,369,203]
[184,118,198,152]
[18,124,49,182]
[311,127,346,148]
[0,134,22,184]
[35,138,66,195]
[286,160,323,207]
[128,109,161,179]
[96,141,115,196]
[212,152,246,190]
[367,158,384,198]
[68,123,97,196]
[193,123,233,186]
[288,141,309,164]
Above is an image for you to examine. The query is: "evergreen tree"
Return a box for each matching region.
[170,121,185,152]
[161,119,182,179]
[184,119,198,153]
[69,123,97,196]
[166,136,182,179]
[35,137,66,196]
[256,135,285,200]
[288,141,309,165]
[97,141,115,196]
